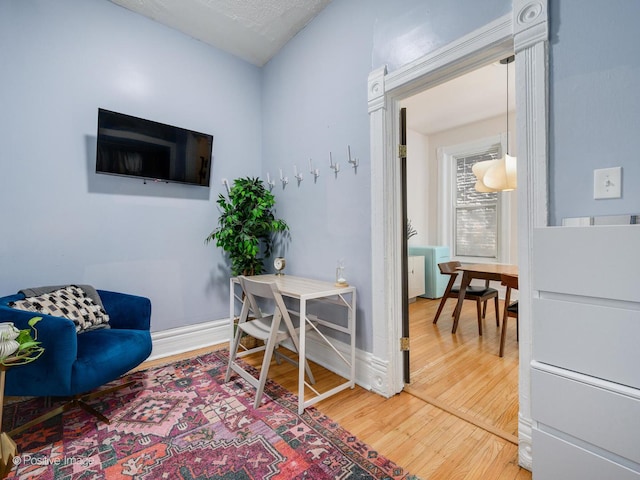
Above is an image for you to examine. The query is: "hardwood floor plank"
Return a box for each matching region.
[407,297,521,436]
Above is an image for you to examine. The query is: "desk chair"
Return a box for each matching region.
[225,276,315,409]
[433,261,500,335]
[499,273,519,357]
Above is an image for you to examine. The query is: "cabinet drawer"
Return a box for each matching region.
[533,428,640,480]
[532,366,640,465]
[533,298,640,389]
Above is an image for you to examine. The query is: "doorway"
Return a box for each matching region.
[400,59,520,443]
[367,9,550,471]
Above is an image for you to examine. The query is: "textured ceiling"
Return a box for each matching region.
[108,0,332,66]
[108,1,512,133]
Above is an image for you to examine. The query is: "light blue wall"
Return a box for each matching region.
[0,0,261,331]
[11,0,615,352]
[262,0,510,351]
[549,0,640,225]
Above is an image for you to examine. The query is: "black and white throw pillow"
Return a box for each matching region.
[10,285,110,333]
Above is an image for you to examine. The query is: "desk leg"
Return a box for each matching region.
[298,300,307,415]
[229,278,236,345]
[0,369,18,479]
[452,272,471,334]
[349,291,356,388]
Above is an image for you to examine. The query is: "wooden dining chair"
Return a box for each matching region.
[225,276,315,408]
[499,273,519,357]
[433,261,500,335]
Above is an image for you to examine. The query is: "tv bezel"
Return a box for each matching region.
[96,108,214,187]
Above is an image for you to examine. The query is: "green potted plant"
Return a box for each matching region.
[206,177,288,348]
[206,176,289,276]
[0,316,44,366]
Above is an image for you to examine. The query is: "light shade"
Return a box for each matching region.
[472,154,517,192]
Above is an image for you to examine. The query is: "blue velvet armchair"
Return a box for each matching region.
[0,288,152,432]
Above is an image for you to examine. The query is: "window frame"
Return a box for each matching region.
[437,134,512,264]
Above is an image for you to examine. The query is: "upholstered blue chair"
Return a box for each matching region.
[0,286,152,434]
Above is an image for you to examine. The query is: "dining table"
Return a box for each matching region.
[452,263,518,333]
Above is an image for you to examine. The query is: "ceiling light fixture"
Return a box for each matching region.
[473,56,517,192]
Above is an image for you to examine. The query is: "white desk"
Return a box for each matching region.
[230,274,356,414]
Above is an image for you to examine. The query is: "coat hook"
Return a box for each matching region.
[309,158,320,182]
[347,145,359,170]
[293,164,303,186]
[266,172,275,191]
[279,169,289,189]
[329,152,340,177]
[222,178,230,195]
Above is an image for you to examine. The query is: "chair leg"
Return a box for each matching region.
[434,277,457,325]
[433,296,450,325]
[494,296,500,327]
[499,315,508,357]
[225,326,244,383]
[8,380,135,436]
[253,323,281,409]
[482,300,488,318]
[476,300,483,336]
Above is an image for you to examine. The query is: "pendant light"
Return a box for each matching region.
[473,56,517,192]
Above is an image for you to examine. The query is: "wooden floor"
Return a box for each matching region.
[141,298,529,479]
[406,297,521,443]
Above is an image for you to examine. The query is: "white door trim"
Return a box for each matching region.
[367,1,548,471]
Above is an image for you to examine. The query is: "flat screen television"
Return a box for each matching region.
[96,108,213,187]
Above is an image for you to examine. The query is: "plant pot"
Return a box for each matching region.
[240,335,260,350]
[0,323,19,342]
[0,323,20,359]
[0,340,19,359]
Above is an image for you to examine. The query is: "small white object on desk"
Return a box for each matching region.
[335,261,348,287]
[274,257,286,275]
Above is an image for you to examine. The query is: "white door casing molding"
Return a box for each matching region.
[512,0,549,470]
[367,1,548,471]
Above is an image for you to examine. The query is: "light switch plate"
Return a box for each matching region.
[593,166,622,199]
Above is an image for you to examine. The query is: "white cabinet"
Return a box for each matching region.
[408,255,425,301]
[408,246,450,298]
[531,226,640,479]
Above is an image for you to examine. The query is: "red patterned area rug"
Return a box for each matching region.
[3,349,419,479]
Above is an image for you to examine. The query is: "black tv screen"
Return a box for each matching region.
[96,109,213,187]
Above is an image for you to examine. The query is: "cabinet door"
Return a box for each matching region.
[408,256,425,299]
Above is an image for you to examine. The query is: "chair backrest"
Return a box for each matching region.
[237,276,288,321]
[438,261,462,276]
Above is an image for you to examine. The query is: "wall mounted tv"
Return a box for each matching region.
[96,108,213,187]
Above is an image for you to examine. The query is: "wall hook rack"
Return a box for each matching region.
[266,172,276,191]
[309,158,320,182]
[347,145,359,171]
[279,169,289,189]
[293,164,303,186]
[329,152,340,177]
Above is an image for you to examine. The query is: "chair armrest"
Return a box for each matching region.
[97,290,151,331]
[0,303,77,352]
[0,300,78,395]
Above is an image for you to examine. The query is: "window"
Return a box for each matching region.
[454,149,499,258]
[438,136,512,264]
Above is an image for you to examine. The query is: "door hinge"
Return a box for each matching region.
[398,144,407,158]
[400,337,410,351]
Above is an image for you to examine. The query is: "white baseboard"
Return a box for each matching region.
[147,319,379,392]
[296,331,375,391]
[148,318,229,361]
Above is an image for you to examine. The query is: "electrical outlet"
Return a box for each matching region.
[593,167,622,199]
